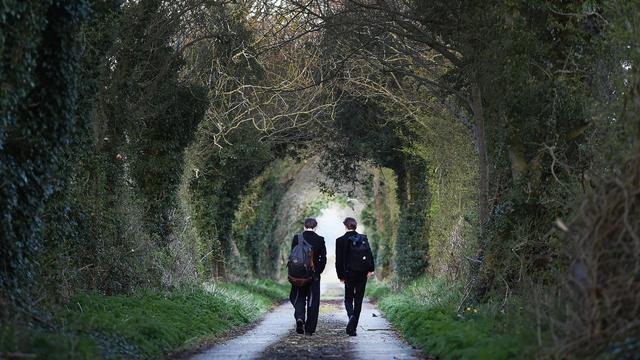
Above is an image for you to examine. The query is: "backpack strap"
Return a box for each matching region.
[299,233,315,273]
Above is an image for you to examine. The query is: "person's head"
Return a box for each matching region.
[343,217,357,231]
[304,218,318,230]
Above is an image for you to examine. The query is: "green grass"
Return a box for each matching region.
[369,277,535,360]
[1,279,287,359]
[365,278,392,300]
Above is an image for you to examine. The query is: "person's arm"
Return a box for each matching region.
[335,237,346,280]
[366,235,375,272]
[291,235,297,251]
[317,238,327,274]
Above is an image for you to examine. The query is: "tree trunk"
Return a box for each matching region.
[471,79,489,228]
[373,170,386,234]
[467,76,491,301]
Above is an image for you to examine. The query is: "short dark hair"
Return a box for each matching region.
[343,217,357,230]
[304,218,318,229]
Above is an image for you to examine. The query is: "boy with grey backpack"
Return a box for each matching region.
[287,218,327,335]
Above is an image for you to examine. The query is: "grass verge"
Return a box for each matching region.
[1,279,288,359]
[366,277,535,360]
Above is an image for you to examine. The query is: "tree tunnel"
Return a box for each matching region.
[185,94,480,292]
[5,1,638,357]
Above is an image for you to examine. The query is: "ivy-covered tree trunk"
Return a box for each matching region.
[468,76,491,296]
[394,157,431,282]
[471,78,489,228]
[0,0,91,306]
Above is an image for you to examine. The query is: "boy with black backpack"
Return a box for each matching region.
[335,217,375,336]
[287,218,326,335]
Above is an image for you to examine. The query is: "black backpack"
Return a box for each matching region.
[346,234,374,273]
[287,233,315,286]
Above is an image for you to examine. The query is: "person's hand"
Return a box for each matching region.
[367,272,374,279]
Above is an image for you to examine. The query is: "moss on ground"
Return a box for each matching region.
[0,280,287,359]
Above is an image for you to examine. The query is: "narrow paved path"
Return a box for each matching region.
[191,297,422,360]
[190,304,291,360]
[354,300,421,360]
[260,300,353,359]
[192,213,422,360]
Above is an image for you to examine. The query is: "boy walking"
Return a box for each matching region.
[288,218,326,335]
[335,217,374,336]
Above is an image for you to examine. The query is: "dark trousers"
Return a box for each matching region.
[344,279,367,328]
[290,278,321,334]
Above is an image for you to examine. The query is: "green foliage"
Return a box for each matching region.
[3,1,640,358]
[408,112,479,280]
[171,0,279,278]
[0,280,287,359]
[360,169,400,279]
[364,278,392,300]
[231,160,296,277]
[111,0,209,245]
[36,0,126,298]
[40,179,163,297]
[186,124,275,277]
[63,0,210,252]
[472,0,611,293]
[394,157,431,282]
[128,80,208,244]
[0,324,101,360]
[319,97,403,187]
[320,97,433,283]
[301,196,332,219]
[0,0,92,304]
[217,279,289,304]
[375,277,535,360]
[37,0,209,297]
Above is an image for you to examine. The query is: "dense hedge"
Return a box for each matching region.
[231,161,294,277]
[185,125,275,278]
[38,0,209,297]
[360,169,399,279]
[393,158,431,282]
[0,0,92,304]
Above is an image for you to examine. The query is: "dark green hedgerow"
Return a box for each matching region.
[0,0,92,305]
[231,160,296,278]
[0,280,287,359]
[367,278,535,360]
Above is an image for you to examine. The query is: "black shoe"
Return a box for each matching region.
[305,332,313,336]
[346,315,356,334]
[296,319,304,334]
[348,331,357,336]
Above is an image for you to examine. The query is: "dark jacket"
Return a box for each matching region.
[336,230,375,282]
[291,230,327,277]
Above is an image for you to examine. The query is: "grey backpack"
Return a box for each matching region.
[287,233,315,286]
